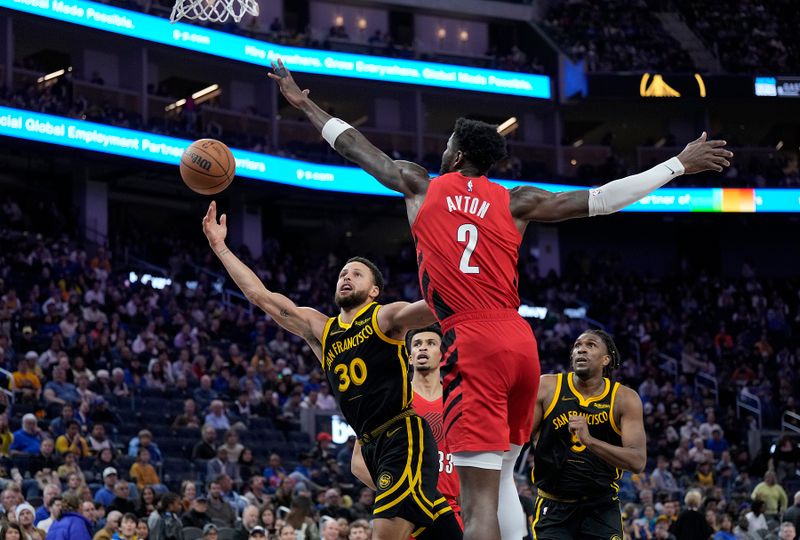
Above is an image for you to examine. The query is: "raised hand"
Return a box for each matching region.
[677,132,734,174]
[267,58,310,109]
[202,200,227,249]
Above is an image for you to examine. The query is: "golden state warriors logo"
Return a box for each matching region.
[611,535,622,540]
[378,472,393,490]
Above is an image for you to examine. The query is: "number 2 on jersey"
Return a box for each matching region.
[457,224,479,274]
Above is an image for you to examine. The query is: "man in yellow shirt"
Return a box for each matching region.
[752,470,789,518]
[55,421,91,457]
[129,448,164,492]
[11,354,42,402]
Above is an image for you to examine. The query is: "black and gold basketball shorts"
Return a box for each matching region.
[361,413,453,528]
[532,493,623,540]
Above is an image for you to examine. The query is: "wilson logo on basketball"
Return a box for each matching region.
[188,152,213,171]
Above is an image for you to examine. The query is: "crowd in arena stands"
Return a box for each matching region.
[678,0,800,74]
[543,0,694,73]
[2,170,800,539]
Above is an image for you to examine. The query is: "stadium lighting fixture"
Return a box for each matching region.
[459,30,469,42]
[165,84,222,112]
[357,17,367,30]
[496,117,518,136]
[436,27,447,40]
[776,141,784,150]
[334,15,344,27]
[37,67,72,85]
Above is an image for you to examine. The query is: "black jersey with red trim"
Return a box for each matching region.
[533,373,623,500]
[321,302,412,437]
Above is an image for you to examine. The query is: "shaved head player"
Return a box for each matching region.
[270,58,732,540]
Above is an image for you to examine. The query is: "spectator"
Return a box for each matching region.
[136,519,150,539]
[16,502,44,540]
[0,524,25,540]
[107,482,135,516]
[127,430,163,465]
[752,470,789,518]
[55,420,91,457]
[237,448,257,485]
[243,476,268,508]
[171,400,200,429]
[46,493,93,540]
[135,487,157,519]
[672,489,713,540]
[348,520,370,540]
[112,513,138,540]
[93,510,122,540]
[43,367,81,406]
[34,484,61,524]
[785,491,800,531]
[193,376,217,410]
[28,437,60,480]
[88,424,112,455]
[204,400,231,431]
[181,495,211,529]
[217,474,247,515]
[205,479,235,526]
[283,496,319,540]
[350,488,374,521]
[37,495,62,533]
[191,425,217,461]
[129,449,164,493]
[262,454,286,490]
[318,489,353,521]
[745,499,768,535]
[10,414,42,455]
[220,430,244,462]
[10,356,42,403]
[148,492,183,540]
[320,519,339,540]
[206,447,238,483]
[233,504,260,540]
[178,481,196,513]
[94,468,120,508]
[202,523,219,540]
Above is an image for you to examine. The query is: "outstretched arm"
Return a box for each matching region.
[268,59,429,198]
[375,300,437,341]
[509,132,733,223]
[202,202,328,358]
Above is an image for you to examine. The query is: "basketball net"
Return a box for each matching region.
[170,0,258,23]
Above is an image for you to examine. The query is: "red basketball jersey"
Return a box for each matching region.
[411,172,522,319]
[412,391,460,501]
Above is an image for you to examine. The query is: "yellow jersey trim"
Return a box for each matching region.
[320,317,335,368]
[372,305,406,345]
[542,374,563,420]
[374,417,414,504]
[337,302,376,329]
[566,373,611,407]
[532,496,545,539]
[609,382,622,435]
[398,346,410,408]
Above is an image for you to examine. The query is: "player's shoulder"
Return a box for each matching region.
[613,383,643,411]
[537,373,560,400]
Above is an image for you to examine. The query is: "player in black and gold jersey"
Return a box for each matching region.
[201,201,461,540]
[530,329,646,540]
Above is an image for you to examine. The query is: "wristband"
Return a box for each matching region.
[321,118,353,148]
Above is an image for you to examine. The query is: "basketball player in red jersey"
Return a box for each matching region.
[270,58,732,540]
[408,324,462,528]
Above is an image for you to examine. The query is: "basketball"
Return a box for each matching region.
[180,139,236,195]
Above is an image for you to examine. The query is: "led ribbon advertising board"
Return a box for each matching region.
[0,0,551,99]
[1,106,798,212]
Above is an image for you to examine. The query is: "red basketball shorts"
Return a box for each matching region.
[439,309,540,454]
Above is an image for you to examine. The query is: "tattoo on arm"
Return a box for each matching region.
[280,308,290,318]
[217,248,230,257]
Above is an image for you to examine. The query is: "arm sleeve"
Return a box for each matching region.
[588,157,685,216]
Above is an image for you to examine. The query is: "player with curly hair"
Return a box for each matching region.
[530,330,646,540]
[269,58,731,540]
